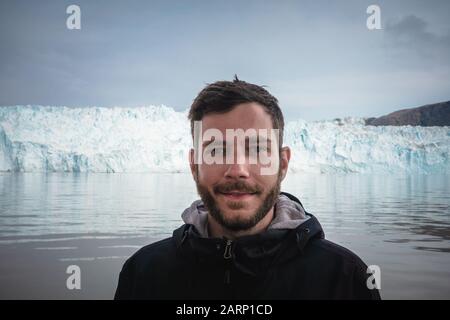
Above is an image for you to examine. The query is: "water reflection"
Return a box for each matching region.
[0,172,449,299]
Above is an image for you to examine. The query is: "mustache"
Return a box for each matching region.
[213,181,263,194]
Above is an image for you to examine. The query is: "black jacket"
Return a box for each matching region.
[115,192,381,300]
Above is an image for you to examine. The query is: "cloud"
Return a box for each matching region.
[385,15,450,61]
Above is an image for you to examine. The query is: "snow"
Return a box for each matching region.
[0,105,449,173]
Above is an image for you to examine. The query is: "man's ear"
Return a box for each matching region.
[189,148,198,182]
[279,146,291,181]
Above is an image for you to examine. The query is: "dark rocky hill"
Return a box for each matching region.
[365,101,450,126]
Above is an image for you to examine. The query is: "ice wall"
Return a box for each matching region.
[1,105,449,173]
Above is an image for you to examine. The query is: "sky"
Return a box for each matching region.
[0,0,449,121]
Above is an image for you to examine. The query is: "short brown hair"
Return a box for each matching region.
[188,76,285,148]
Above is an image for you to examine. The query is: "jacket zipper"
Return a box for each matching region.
[223,239,233,259]
[223,239,233,285]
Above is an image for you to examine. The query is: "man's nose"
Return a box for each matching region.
[224,162,250,179]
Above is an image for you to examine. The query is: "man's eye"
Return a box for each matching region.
[258,146,268,152]
[211,148,224,156]
[249,146,268,153]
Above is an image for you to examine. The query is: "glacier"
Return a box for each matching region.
[0,105,449,173]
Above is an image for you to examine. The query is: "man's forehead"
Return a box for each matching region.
[201,102,273,132]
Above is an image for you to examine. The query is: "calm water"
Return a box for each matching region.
[0,172,449,299]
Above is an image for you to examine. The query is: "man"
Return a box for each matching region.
[114,77,381,300]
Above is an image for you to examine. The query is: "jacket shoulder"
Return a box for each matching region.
[114,237,178,299]
[306,238,381,300]
[311,238,368,268]
[125,236,176,271]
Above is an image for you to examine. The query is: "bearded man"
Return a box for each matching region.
[114,77,381,300]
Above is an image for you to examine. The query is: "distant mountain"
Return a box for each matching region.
[366,101,450,126]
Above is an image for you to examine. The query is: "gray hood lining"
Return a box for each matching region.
[181,194,310,238]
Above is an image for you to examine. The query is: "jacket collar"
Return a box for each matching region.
[173,192,325,275]
[181,192,311,238]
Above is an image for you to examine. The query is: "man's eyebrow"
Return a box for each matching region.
[202,139,225,147]
[202,136,273,147]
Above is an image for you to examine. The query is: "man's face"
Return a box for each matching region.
[189,102,290,232]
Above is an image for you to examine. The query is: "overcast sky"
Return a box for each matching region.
[0,0,449,120]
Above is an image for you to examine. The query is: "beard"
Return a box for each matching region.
[195,169,282,232]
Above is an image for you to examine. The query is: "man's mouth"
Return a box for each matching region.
[217,191,257,200]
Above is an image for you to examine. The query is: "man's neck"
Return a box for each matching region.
[207,207,275,240]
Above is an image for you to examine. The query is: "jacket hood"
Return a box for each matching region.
[173,192,325,276]
[181,192,311,238]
